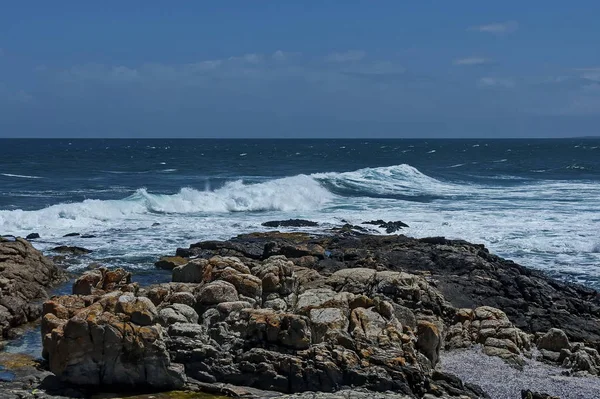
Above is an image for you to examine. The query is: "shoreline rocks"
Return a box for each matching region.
[6,229,600,398]
[0,238,68,340]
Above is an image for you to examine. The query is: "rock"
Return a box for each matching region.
[25,233,40,240]
[416,321,441,366]
[52,245,92,255]
[158,303,199,326]
[155,256,188,270]
[72,267,136,295]
[253,256,296,296]
[537,328,570,352]
[173,256,251,284]
[242,309,312,350]
[42,291,186,389]
[521,390,560,399]
[309,307,349,343]
[63,232,80,237]
[116,294,158,325]
[196,280,239,306]
[362,220,409,233]
[81,234,96,238]
[0,238,67,339]
[262,219,319,228]
[41,229,600,398]
[446,306,530,365]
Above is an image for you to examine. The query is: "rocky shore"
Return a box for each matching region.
[0,237,68,343]
[2,225,600,398]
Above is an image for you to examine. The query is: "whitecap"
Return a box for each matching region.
[1,173,43,179]
[427,150,436,154]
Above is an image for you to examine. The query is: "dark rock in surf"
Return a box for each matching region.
[363,219,409,233]
[262,219,319,228]
[51,246,92,255]
[80,234,96,239]
[62,233,80,237]
[26,233,40,240]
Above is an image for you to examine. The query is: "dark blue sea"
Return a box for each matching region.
[1,138,599,288]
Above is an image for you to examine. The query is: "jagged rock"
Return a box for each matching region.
[253,256,296,296]
[72,267,136,295]
[309,307,349,343]
[445,306,531,365]
[155,256,188,270]
[362,220,409,233]
[0,238,67,339]
[42,291,185,389]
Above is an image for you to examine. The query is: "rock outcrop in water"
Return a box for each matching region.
[0,238,67,341]
[36,230,600,397]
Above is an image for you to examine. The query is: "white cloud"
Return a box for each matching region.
[576,68,600,82]
[453,57,492,66]
[271,50,302,62]
[469,21,519,35]
[325,50,366,63]
[478,77,515,88]
[228,53,262,64]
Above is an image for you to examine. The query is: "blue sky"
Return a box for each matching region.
[1,1,599,137]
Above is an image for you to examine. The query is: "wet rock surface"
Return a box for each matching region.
[262,219,320,228]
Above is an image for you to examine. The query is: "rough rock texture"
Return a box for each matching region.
[155,256,189,270]
[0,238,67,339]
[39,230,600,397]
[445,306,531,366]
[42,256,485,397]
[533,327,600,375]
[72,267,137,296]
[176,232,600,349]
[42,291,185,390]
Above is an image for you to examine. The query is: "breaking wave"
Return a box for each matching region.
[0,164,453,232]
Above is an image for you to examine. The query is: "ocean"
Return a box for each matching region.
[1,138,599,289]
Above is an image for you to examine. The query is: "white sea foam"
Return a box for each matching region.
[1,164,599,284]
[1,173,43,179]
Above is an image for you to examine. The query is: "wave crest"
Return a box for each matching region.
[0,164,453,234]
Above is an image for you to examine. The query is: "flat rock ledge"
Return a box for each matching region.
[37,231,600,398]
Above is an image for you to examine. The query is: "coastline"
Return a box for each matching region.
[2,224,600,398]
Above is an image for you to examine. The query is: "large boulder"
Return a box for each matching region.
[42,291,185,389]
[0,238,67,338]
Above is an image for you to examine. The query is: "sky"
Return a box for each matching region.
[1,1,599,138]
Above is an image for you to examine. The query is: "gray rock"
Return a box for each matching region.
[537,328,570,353]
